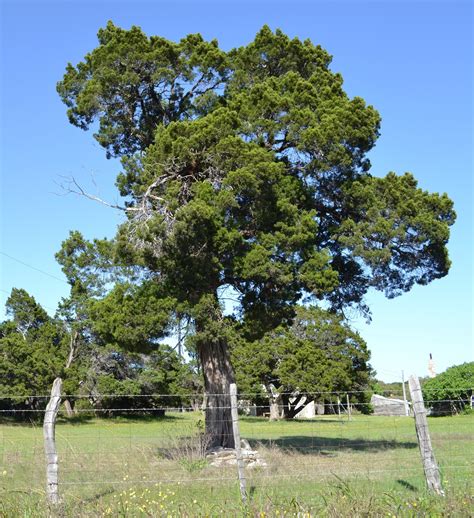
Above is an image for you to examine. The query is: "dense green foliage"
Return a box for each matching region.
[57,21,455,328]
[0,289,68,411]
[56,23,455,442]
[232,306,372,415]
[0,288,197,415]
[422,362,474,414]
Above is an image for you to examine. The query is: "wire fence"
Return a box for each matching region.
[0,389,473,510]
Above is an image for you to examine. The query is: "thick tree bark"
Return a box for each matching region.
[63,399,75,417]
[267,384,283,420]
[62,331,79,418]
[198,337,235,449]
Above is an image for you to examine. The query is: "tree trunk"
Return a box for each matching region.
[63,399,75,417]
[267,384,283,420]
[269,399,281,420]
[198,337,235,449]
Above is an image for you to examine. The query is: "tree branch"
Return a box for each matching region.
[57,176,135,212]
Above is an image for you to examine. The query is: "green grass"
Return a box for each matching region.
[0,413,472,516]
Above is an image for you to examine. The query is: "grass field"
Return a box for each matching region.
[0,412,472,516]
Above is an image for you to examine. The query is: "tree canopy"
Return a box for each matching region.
[232,305,372,417]
[0,287,196,416]
[57,23,456,446]
[0,290,68,411]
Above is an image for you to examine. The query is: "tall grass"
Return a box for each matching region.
[0,413,472,516]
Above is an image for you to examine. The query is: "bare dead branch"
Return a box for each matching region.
[58,176,134,212]
[65,331,79,370]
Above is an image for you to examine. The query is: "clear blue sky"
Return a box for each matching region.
[1,0,472,382]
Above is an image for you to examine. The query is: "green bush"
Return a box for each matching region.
[422,362,473,415]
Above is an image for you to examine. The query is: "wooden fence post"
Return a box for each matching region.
[229,383,247,504]
[402,370,410,417]
[408,375,444,495]
[43,377,62,504]
[346,393,351,421]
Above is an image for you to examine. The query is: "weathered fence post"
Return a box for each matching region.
[408,375,444,495]
[402,370,410,416]
[43,377,63,504]
[229,383,247,504]
[346,393,352,421]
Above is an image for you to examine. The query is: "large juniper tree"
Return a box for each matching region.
[57,23,455,447]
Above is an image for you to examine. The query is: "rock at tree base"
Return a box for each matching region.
[206,440,267,469]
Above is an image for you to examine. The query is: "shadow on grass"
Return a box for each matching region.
[78,486,116,504]
[397,479,418,491]
[58,413,186,425]
[248,435,417,454]
[240,416,343,424]
[0,413,185,427]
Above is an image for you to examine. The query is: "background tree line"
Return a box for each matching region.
[2,282,470,418]
[0,272,374,417]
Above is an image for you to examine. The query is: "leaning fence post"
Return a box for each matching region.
[408,375,444,495]
[43,377,62,504]
[229,383,247,504]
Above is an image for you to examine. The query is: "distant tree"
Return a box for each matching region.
[0,283,196,416]
[69,345,196,415]
[371,380,404,398]
[422,362,474,414]
[58,23,456,446]
[0,290,68,412]
[56,231,197,413]
[232,306,372,418]
[5,288,49,339]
